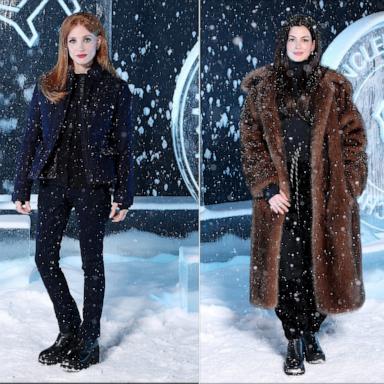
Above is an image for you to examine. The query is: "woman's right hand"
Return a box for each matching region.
[15,201,32,215]
[268,191,290,214]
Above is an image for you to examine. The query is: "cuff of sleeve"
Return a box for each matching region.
[262,183,279,201]
[114,202,130,210]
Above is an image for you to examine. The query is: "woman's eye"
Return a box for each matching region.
[68,39,76,44]
[84,37,92,42]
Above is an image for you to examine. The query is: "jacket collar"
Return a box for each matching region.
[67,60,103,89]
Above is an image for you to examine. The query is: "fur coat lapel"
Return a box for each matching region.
[243,65,334,201]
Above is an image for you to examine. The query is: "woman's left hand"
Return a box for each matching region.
[109,202,128,222]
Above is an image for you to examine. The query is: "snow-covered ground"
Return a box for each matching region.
[0,229,198,383]
[200,236,384,383]
[4,225,384,383]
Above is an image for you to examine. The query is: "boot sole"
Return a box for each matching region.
[61,354,99,371]
[61,362,99,372]
[284,363,305,375]
[38,354,66,365]
[306,357,326,364]
[284,367,305,375]
[38,358,60,365]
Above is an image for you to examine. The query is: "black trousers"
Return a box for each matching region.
[274,163,326,340]
[275,271,327,340]
[35,181,111,340]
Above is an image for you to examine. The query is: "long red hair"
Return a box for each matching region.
[40,12,116,103]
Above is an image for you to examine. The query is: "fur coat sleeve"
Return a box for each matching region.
[337,79,368,199]
[239,89,279,198]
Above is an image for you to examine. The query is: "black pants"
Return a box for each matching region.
[35,181,111,340]
[275,271,327,340]
[275,163,326,340]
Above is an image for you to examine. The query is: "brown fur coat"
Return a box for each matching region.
[240,64,368,314]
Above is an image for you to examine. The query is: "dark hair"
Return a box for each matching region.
[274,14,322,69]
[274,14,324,123]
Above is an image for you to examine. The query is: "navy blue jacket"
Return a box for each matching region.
[12,62,134,208]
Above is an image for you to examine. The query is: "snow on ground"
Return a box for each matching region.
[200,237,384,383]
[0,230,198,383]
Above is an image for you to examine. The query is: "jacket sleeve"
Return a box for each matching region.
[112,81,135,208]
[12,84,41,202]
[337,79,368,199]
[239,90,279,198]
[262,183,279,201]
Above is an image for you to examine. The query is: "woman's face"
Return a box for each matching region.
[66,24,101,73]
[286,26,315,62]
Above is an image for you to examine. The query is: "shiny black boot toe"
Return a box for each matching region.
[38,332,79,365]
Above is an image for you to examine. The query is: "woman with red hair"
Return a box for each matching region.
[13,12,134,371]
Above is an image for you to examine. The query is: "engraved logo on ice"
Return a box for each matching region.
[0,0,81,48]
[340,35,384,78]
[322,11,384,233]
[171,42,199,201]
[372,100,384,143]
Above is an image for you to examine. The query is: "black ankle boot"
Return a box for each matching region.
[38,332,79,365]
[284,338,305,375]
[302,332,326,363]
[61,338,99,371]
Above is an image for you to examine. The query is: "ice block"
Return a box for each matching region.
[179,245,199,312]
[0,215,31,259]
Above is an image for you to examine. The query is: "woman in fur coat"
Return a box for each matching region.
[240,14,367,375]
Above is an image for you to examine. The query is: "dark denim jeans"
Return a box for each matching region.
[35,181,111,340]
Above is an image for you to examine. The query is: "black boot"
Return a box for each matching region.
[61,338,99,371]
[284,338,305,375]
[302,332,326,363]
[38,332,79,365]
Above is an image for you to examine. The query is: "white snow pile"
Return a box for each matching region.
[0,229,198,383]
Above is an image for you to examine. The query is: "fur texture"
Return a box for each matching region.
[240,64,368,314]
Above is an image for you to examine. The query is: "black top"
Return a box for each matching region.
[281,58,312,164]
[262,59,312,202]
[40,72,88,188]
[56,72,88,188]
